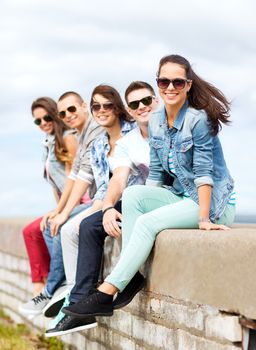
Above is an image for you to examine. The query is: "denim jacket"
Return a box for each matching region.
[42,130,75,195]
[146,101,234,222]
[90,119,136,201]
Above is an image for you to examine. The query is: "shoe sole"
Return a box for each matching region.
[18,307,42,316]
[113,279,146,310]
[45,322,98,337]
[43,298,65,318]
[63,309,113,318]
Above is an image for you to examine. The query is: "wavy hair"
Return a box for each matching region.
[31,97,74,165]
[90,85,133,122]
[157,55,231,135]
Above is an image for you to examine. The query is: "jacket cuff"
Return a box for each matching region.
[194,176,213,188]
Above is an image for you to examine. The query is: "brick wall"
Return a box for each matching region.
[0,219,249,350]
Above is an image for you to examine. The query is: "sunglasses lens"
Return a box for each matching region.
[128,101,139,110]
[172,79,186,90]
[156,78,170,89]
[43,115,53,122]
[141,96,153,106]
[59,111,66,119]
[34,118,41,125]
[91,104,101,112]
[67,106,77,113]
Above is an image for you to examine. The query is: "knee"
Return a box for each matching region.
[122,185,147,210]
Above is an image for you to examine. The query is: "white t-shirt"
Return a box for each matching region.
[113,127,149,177]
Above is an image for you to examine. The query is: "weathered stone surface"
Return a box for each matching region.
[149,225,256,320]
[1,219,252,350]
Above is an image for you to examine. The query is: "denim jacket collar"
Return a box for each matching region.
[101,118,135,150]
[160,100,189,131]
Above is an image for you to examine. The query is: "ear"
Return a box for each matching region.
[82,101,88,112]
[187,80,192,92]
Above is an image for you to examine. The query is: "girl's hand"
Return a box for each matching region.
[199,221,230,230]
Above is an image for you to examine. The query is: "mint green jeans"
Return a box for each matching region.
[105,185,235,291]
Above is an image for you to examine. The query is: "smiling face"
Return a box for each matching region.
[33,107,54,134]
[158,62,192,110]
[91,94,119,129]
[126,88,159,126]
[57,95,87,132]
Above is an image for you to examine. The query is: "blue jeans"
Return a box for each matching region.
[43,204,90,297]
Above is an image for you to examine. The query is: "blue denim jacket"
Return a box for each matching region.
[147,102,234,222]
[90,119,136,201]
[42,130,75,195]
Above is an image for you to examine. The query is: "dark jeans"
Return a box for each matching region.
[70,201,122,303]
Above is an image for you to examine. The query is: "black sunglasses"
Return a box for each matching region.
[156,78,191,90]
[58,105,77,119]
[34,115,53,126]
[91,102,114,113]
[128,96,154,110]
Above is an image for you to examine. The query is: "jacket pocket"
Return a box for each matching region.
[175,138,193,152]
[150,138,164,149]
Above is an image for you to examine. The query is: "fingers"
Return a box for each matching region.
[104,220,121,238]
[200,222,230,231]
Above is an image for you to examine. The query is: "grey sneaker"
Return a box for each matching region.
[19,292,51,316]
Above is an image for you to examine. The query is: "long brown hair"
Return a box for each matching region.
[157,55,231,135]
[90,85,133,122]
[31,97,74,164]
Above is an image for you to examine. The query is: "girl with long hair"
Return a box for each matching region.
[22,97,77,297]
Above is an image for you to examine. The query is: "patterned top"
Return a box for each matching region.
[90,119,136,201]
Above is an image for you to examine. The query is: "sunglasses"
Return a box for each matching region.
[34,115,53,126]
[58,105,77,119]
[156,78,191,90]
[128,96,154,110]
[91,102,114,113]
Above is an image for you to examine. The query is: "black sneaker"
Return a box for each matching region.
[45,314,97,337]
[63,290,113,318]
[113,272,146,310]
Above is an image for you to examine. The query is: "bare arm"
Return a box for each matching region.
[198,185,229,230]
[63,134,78,175]
[49,178,90,235]
[102,166,130,238]
[40,178,74,231]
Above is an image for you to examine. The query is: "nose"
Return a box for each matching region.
[167,81,175,89]
[138,101,146,109]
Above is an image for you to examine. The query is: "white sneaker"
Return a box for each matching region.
[19,292,51,316]
[42,285,70,318]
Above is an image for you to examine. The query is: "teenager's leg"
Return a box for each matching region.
[70,201,122,303]
[106,187,199,291]
[121,185,183,249]
[61,209,92,288]
[43,204,88,297]
[22,217,50,293]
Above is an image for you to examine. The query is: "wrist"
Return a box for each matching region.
[198,217,211,223]
[102,206,115,216]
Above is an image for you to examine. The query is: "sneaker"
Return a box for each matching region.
[43,285,70,318]
[63,290,113,318]
[49,294,71,330]
[45,314,97,337]
[113,272,146,310]
[18,292,51,316]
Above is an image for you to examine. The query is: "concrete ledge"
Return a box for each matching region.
[1,219,255,349]
[149,224,256,319]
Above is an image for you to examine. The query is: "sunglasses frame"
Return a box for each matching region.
[34,115,53,126]
[156,78,191,90]
[91,102,115,113]
[58,105,77,119]
[128,95,154,110]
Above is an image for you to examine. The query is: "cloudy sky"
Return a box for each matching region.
[0,0,255,218]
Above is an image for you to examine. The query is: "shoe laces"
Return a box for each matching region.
[49,294,70,329]
[32,292,48,305]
